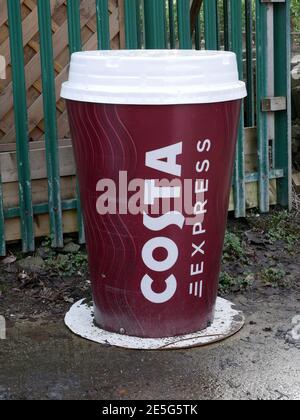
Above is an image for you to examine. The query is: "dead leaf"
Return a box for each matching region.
[1,254,17,265]
[18,271,30,282]
[63,296,74,304]
[245,230,266,245]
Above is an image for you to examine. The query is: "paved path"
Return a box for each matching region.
[0,288,299,400]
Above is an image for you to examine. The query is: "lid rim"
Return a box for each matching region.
[61,84,246,106]
[61,50,247,105]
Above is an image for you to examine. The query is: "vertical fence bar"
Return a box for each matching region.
[223,0,230,50]
[195,14,201,50]
[204,0,219,50]
[256,0,270,212]
[266,5,276,172]
[144,0,166,49]
[96,0,111,50]
[245,0,254,127]
[163,0,168,49]
[136,0,143,49]
[37,0,63,248]
[67,0,85,243]
[124,0,139,50]
[124,0,139,49]
[0,63,6,255]
[229,0,246,218]
[0,180,6,256]
[168,0,176,49]
[7,0,35,253]
[177,0,192,49]
[274,0,292,209]
[67,0,82,53]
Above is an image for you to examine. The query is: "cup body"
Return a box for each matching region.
[66,99,241,338]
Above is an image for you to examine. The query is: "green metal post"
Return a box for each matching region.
[168,0,176,49]
[204,0,219,50]
[274,1,292,209]
[177,0,192,49]
[223,0,230,51]
[245,0,254,127]
[0,65,5,254]
[124,0,139,49]
[67,0,82,53]
[229,0,246,218]
[136,0,142,49]
[256,0,270,212]
[67,0,85,243]
[144,0,166,49]
[0,181,6,256]
[195,14,201,50]
[96,0,111,50]
[7,0,35,253]
[37,0,63,248]
[5,199,78,220]
[163,0,168,50]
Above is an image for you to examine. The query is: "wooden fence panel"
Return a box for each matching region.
[0,0,291,253]
[0,0,122,144]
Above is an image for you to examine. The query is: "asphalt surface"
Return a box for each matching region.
[0,287,299,400]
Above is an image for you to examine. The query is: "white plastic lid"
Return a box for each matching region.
[61,50,247,105]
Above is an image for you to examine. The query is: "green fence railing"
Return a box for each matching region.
[0,0,291,255]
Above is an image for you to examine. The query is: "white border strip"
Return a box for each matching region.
[65,297,245,350]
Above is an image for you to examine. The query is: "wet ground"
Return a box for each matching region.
[0,286,299,400]
[0,210,299,400]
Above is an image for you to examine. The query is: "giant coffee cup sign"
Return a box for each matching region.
[61,50,246,339]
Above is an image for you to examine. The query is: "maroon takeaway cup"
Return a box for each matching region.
[61,50,246,339]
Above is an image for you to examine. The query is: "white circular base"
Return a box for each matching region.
[65,297,245,350]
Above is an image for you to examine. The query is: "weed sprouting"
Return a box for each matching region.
[261,267,286,287]
[219,271,253,294]
[38,237,89,277]
[222,232,248,263]
[248,210,299,253]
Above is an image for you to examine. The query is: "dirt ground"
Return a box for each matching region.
[0,209,299,400]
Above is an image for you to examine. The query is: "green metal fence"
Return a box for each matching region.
[0,0,291,255]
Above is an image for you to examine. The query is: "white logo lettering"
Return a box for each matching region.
[142,142,184,304]
[146,142,183,176]
[141,274,177,304]
[143,211,185,232]
[142,237,179,273]
[144,179,181,206]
